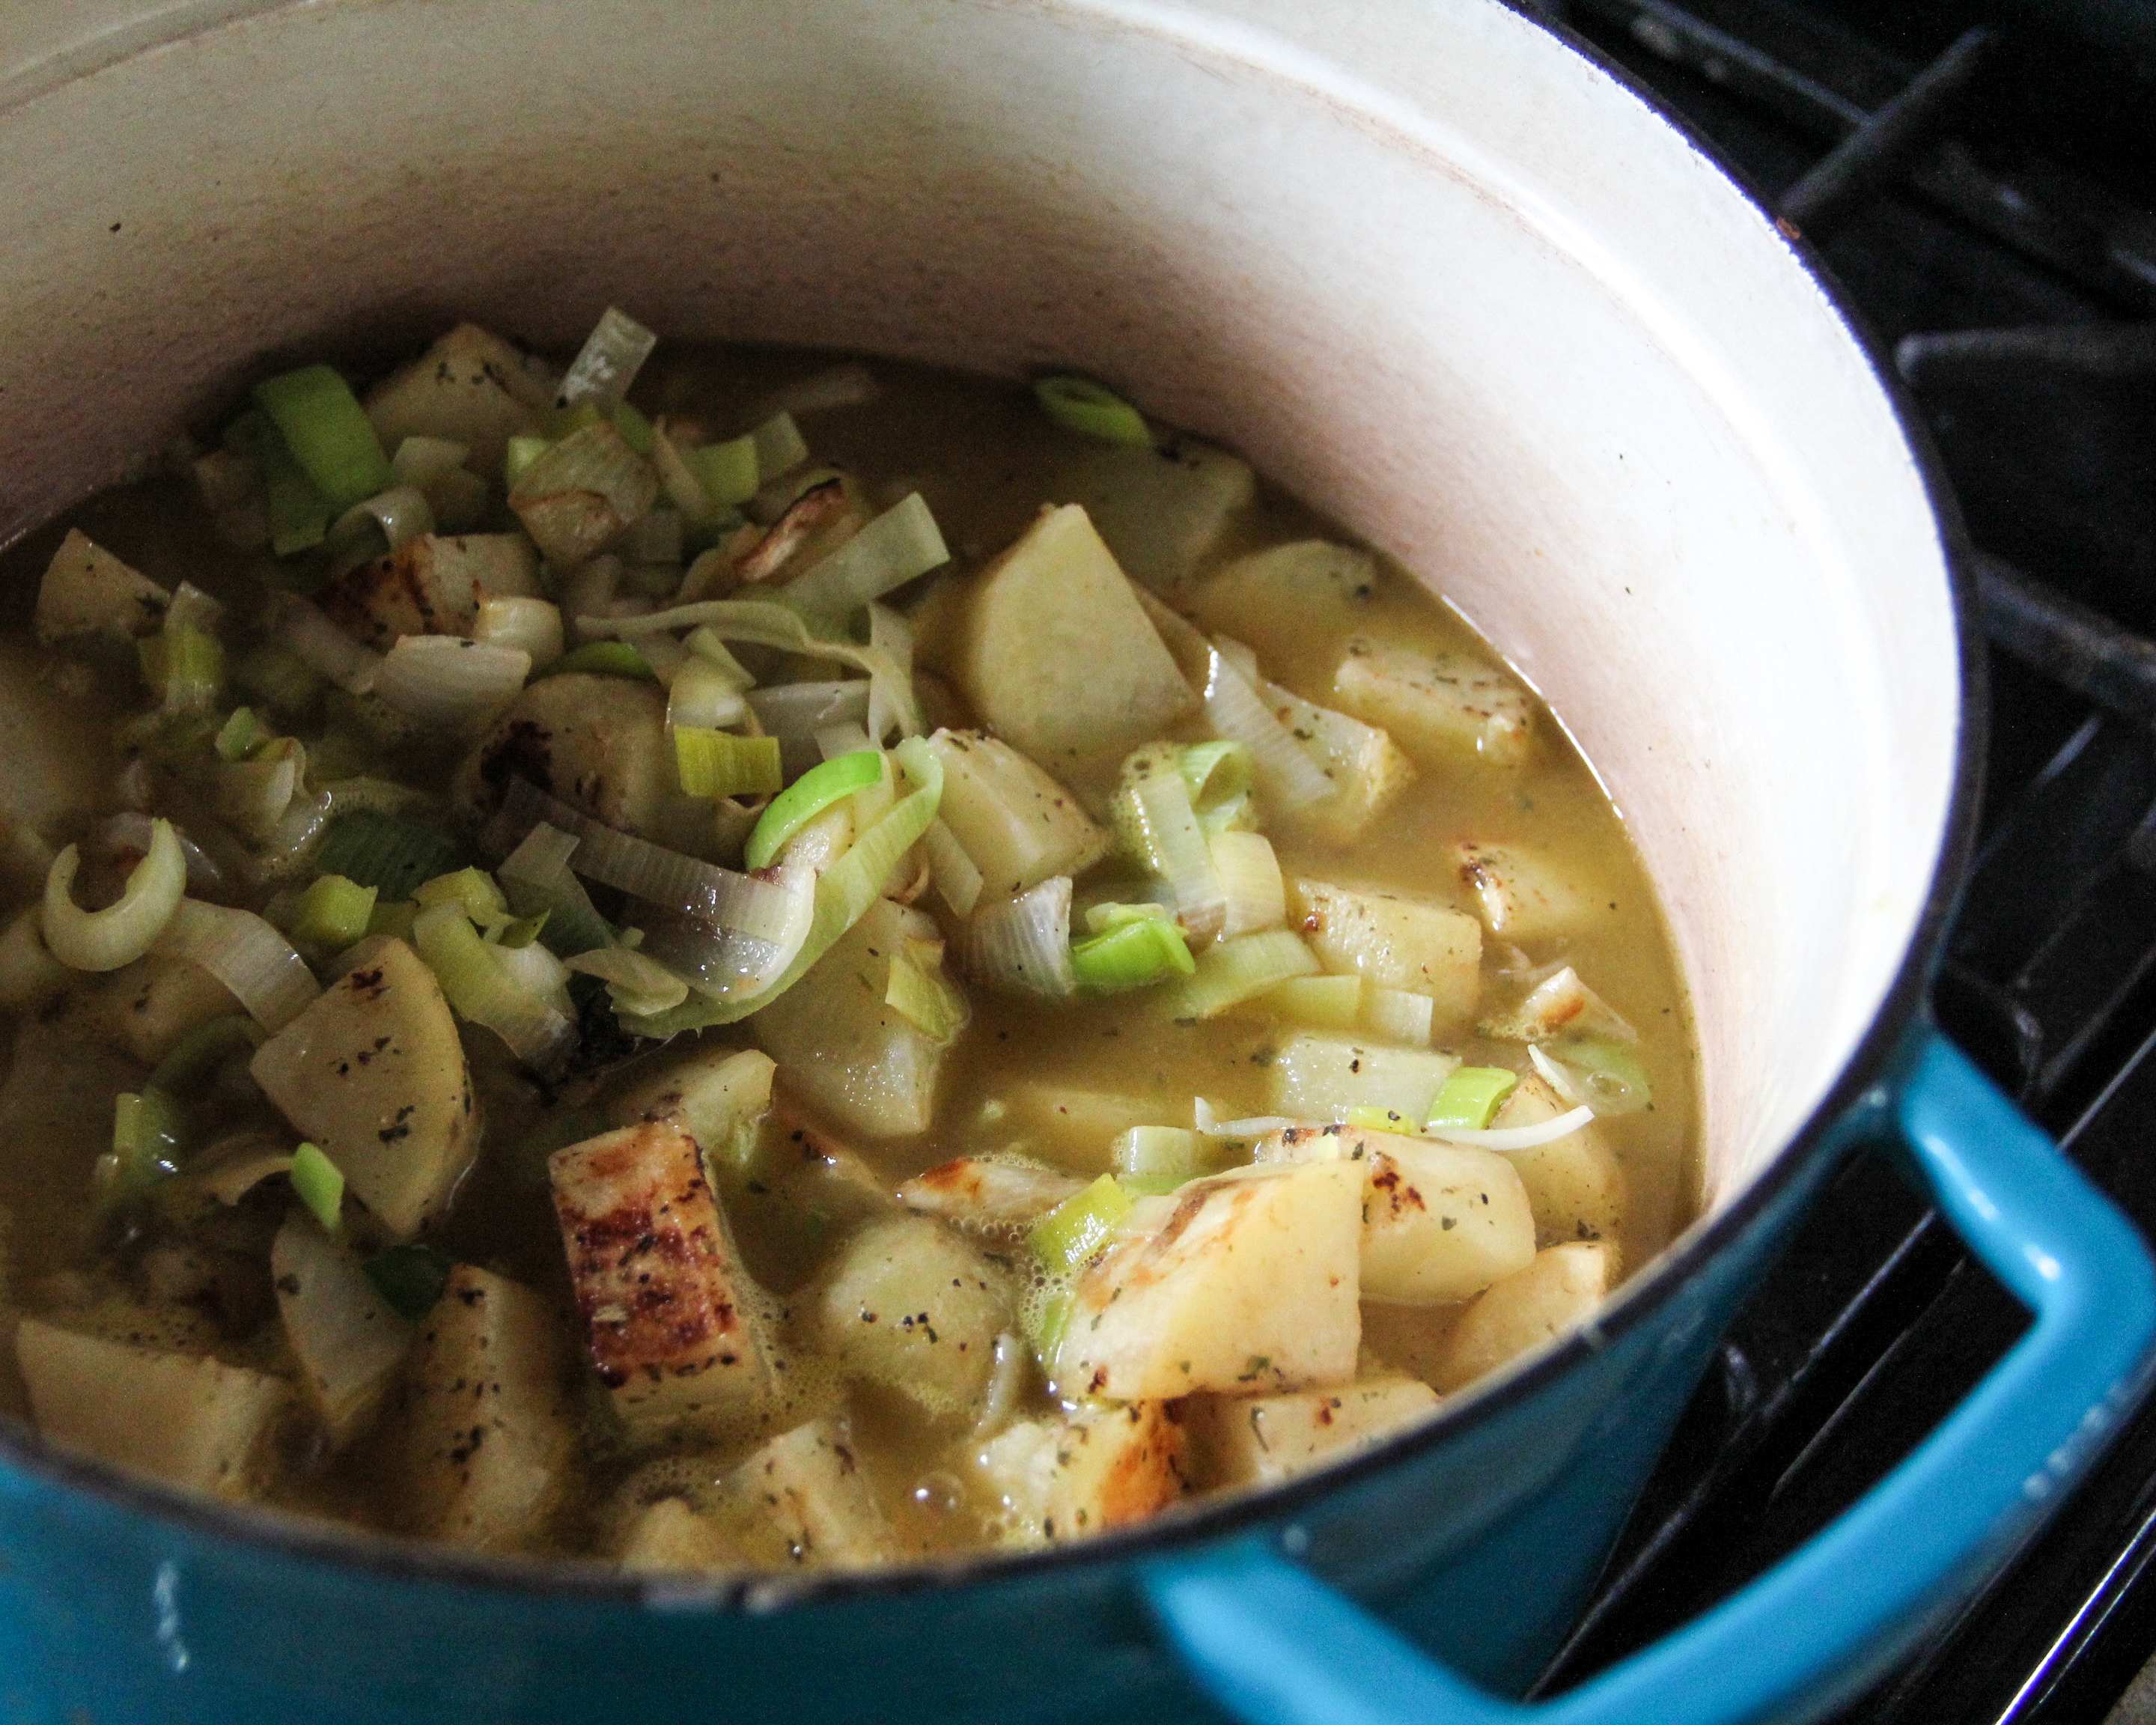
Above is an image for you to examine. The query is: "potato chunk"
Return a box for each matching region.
[1187,541,1380,666]
[996,1083,1165,1173]
[455,673,675,839]
[1427,1242,1615,1393]
[618,1497,742,1572]
[1267,1032,1461,1124]
[1288,877,1480,1024]
[809,1214,1014,1420]
[977,1402,1187,1545]
[1181,1372,1438,1490]
[1453,842,1595,943]
[1492,1076,1628,1249]
[1054,1160,1362,1399]
[1332,638,1532,769]
[549,1120,773,1436]
[16,1319,292,1498]
[898,1156,1084,1231]
[739,1417,892,1566]
[755,898,956,1138]
[97,955,243,1065]
[609,1045,776,1165]
[1057,438,1256,594]
[318,533,540,651]
[34,529,169,645]
[954,504,1197,775]
[1261,682,1419,845]
[1260,1126,1536,1304]
[250,937,475,1238]
[396,1265,576,1551]
[925,729,1111,898]
[364,321,557,477]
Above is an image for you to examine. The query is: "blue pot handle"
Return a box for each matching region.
[1142,1028,2156,1725]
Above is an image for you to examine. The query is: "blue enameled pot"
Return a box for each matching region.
[0,2,2149,1722]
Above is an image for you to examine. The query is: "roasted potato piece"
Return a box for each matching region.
[318,533,540,651]
[1332,638,1532,769]
[1288,877,1481,1026]
[1056,438,1255,594]
[34,529,168,645]
[925,729,1111,898]
[977,1402,1187,1544]
[738,1417,892,1567]
[364,321,557,478]
[1491,1076,1629,1250]
[549,1120,774,1436]
[1258,1125,1537,1305]
[1453,841,1596,943]
[1054,1160,1363,1399]
[898,1157,1084,1232]
[755,898,957,1139]
[1426,1241,1615,1393]
[1180,1370,1438,1489]
[1187,540,1379,666]
[455,673,674,839]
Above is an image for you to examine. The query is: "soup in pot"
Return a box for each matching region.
[0,311,1695,1569]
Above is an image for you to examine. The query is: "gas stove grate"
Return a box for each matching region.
[1509,4,2156,1720]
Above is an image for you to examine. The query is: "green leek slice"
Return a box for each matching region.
[532,641,657,682]
[1029,1174,1133,1272]
[314,812,462,901]
[1034,376,1152,447]
[292,873,379,953]
[253,365,393,512]
[290,1141,346,1232]
[686,436,760,508]
[745,749,883,871]
[1426,1066,1520,1133]
[363,1241,453,1319]
[1070,916,1195,994]
[674,728,785,799]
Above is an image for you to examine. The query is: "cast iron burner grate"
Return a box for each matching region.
[1505,3,2156,1719]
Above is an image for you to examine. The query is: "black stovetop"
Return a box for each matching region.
[1511,3,2156,1720]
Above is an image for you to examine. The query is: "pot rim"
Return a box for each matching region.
[0,0,1988,1615]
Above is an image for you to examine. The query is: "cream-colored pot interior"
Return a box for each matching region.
[0,0,1958,1227]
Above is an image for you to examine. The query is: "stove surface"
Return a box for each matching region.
[1512,3,2156,1719]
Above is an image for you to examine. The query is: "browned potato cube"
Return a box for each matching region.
[549,1120,773,1436]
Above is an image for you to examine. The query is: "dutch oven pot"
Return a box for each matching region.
[0,3,2149,1722]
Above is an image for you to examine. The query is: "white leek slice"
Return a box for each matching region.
[500,776,792,941]
[557,305,659,413]
[960,876,1076,999]
[667,656,748,731]
[782,492,950,616]
[621,736,944,1035]
[1211,830,1285,940]
[587,597,920,736]
[1202,637,1333,814]
[1160,929,1318,1020]
[1112,745,1223,943]
[375,637,531,725]
[267,591,382,696]
[567,945,692,1017]
[153,898,319,1031]
[1425,1104,1596,1151]
[332,486,434,556]
[42,818,186,973]
[475,596,564,667]
[922,818,984,919]
[411,901,576,1074]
